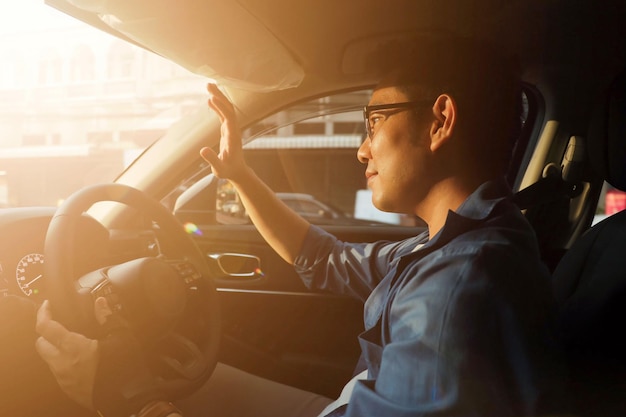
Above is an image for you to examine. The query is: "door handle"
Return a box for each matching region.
[207,253,262,278]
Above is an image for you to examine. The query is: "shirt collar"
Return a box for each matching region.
[426,178,513,248]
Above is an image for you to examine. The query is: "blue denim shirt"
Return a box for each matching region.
[294,179,560,416]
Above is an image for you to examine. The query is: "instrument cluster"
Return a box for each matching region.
[0,209,53,302]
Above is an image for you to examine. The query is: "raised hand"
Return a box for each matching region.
[200,83,250,182]
[198,83,311,265]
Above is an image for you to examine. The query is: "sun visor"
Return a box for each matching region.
[66,0,304,92]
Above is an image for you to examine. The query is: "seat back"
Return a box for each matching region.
[551,70,626,415]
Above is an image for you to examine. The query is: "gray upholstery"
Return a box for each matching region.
[551,70,626,415]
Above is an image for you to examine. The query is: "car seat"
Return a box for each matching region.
[551,69,626,416]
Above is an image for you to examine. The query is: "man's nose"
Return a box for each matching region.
[357,136,371,164]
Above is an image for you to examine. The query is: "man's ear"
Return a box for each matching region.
[429,94,457,152]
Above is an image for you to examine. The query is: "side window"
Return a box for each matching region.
[594,182,626,225]
[214,89,420,227]
[171,88,533,229]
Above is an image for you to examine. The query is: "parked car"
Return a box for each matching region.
[217,191,392,226]
[1,0,625,416]
[277,192,352,221]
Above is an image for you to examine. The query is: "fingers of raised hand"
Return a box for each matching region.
[207,83,236,122]
[200,146,220,166]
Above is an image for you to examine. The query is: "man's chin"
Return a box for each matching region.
[371,197,393,213]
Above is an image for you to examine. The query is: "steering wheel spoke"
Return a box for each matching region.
[166,259,204,290]
[91,279,123,314]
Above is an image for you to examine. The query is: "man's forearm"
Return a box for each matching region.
[230,166,311,265]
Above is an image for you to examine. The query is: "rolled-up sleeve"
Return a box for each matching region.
[294,225,420,301]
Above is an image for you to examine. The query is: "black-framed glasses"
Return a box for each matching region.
[363,100,432,139]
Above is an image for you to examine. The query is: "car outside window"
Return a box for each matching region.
[593,182,626,225]
[205,87,537,228]
[218,90,422,227]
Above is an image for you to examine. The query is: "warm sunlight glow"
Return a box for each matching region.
[0,0,207,207]
[0,0,81,35]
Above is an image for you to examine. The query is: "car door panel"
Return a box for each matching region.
[191,224,424,397]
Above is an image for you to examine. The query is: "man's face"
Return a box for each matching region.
[358,85,433,215]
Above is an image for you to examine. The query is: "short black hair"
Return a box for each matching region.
[370,33,522,177]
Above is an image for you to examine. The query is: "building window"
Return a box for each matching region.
[333,122,362,135]
[107,41,135,79]
[0,50,25,88]
[293,122,325,135]
[38,49,62,85]
[88,132,113,147]
[70,45,95,82]
[22,134,46,146]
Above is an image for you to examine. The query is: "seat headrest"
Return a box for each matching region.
[587,70,626,190]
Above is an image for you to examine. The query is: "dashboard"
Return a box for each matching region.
[0,206,162,302]
[0,207,57,302]
[0,207,94,416]
[0,206,168,416]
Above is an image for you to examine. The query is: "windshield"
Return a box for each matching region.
[0,0,206,208]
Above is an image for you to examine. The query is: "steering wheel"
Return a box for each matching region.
[43,183,220,400]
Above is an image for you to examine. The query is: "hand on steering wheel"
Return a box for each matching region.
[43,183,220,402]
[37,297,164,413]
[35,299,99,410]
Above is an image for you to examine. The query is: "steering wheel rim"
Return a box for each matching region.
[44,183,220,399]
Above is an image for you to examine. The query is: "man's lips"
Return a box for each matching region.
[365,171,377,183]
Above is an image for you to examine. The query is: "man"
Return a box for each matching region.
[36,35,562,416]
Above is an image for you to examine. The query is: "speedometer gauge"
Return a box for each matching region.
[16,253,45,297]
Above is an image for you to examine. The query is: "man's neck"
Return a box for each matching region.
[418,177,483,239]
